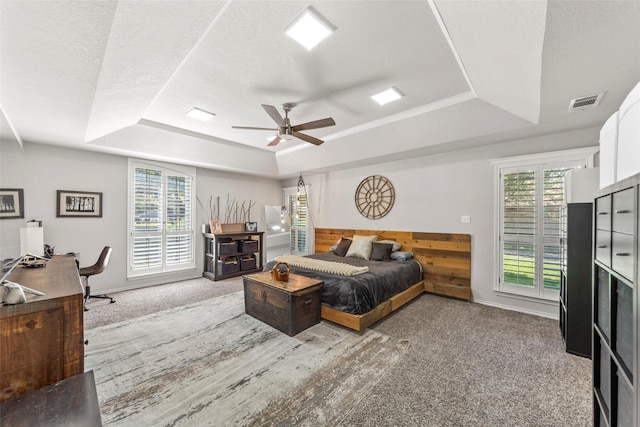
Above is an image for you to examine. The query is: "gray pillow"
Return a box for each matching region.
[370,243,393,261]
[390,251,414,261]
[334,238,352,257]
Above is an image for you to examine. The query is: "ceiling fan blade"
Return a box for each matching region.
[292,117,335,132]
[293,131,324,146]
[262,104,286,128]
[267,135,282,146]
[232,126,278,131]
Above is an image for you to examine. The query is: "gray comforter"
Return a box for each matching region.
[265,252,422,315]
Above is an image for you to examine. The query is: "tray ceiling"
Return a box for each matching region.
[1,0,639,177]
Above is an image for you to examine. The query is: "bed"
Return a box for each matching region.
[266,228,472,331]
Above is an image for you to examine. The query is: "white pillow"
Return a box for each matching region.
[377,239,401,251]
[345,235,377,260]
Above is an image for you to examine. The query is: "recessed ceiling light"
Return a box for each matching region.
[285,7,335,50]
[186,107,215,121]
[371,87,403,106]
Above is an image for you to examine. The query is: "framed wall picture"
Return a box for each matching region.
[244,222,257,232]
[57,190,103,218]
[0,188,25,219]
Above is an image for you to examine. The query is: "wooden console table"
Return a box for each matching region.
[1,256,85,403]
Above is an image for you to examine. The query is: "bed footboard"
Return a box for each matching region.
[320,280,425,331]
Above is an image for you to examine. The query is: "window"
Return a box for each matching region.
[284,185,312,255]
[493,148,595,300]
[128,159,196,277]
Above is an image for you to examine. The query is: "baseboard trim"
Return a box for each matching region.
[98,274,205,295]
[473,297,558,320]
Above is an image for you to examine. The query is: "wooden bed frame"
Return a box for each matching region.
[314,228,471,331]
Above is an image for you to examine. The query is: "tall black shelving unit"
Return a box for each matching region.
[559,202,593,358]
[592,173,638,427]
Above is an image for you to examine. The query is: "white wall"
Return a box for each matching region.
[0,140,283,294]
[295,127,599,318]
[1,126,598,316]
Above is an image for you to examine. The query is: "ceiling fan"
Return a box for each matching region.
[232,103,335,146]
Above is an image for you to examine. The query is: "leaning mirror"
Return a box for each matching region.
[264,205,291,261]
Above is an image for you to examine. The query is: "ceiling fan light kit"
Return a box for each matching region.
[233,103,335,147]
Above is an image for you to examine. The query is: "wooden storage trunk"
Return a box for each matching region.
[239,239,258,253]
[243,272,323,336]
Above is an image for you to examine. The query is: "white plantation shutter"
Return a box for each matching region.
[498,157,585,299]
[542,168,571,290]
[283,184,312,255]
[129,160,195,277]
[502,170,536,287]
[133,167,163,269]
[289,192,309,254]
[133,236,163,269]
[166,175,192,266]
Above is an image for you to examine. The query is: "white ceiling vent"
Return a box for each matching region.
[568,93,604,112]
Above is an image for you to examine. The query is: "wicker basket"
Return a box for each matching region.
[219,240,237,255]
[240,256,257,271]
[217,258,239,275]
[239,240,258,253]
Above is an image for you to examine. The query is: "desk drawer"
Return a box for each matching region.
[612,232,635,281]
[612,188,635,234]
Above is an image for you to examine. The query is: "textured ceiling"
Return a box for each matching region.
[1,0,639,178]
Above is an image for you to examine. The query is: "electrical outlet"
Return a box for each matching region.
[461,215,471,223]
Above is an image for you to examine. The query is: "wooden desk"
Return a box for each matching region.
[1,256,84,402]
[0,371,102,427]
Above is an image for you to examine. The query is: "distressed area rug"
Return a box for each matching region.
[85,291,409,426]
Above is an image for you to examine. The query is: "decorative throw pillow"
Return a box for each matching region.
[333,237,351,256]
[391,251,414,261]
[370,242,393,261]
[333,238,352,257]
[345,234,377,260]
[377,239,402,251]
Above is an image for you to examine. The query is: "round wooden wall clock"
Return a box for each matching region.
[355,175,395,219]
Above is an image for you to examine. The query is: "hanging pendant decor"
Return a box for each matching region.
[355,175,395,219]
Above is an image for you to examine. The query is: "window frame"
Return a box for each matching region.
[127,159,196,278]
[283,184,312,255]
[492,147,596,301]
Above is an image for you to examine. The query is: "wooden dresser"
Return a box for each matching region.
[1,256,84,403]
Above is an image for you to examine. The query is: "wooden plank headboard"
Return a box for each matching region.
[314,228,471,301]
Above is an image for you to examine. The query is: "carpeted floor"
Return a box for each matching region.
[84,277,592,426]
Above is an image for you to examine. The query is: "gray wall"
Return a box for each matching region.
[0,141,283,294]
[2,125,598,317]
[295,127,599,318]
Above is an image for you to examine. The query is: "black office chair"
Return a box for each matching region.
[80,246,114,311]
